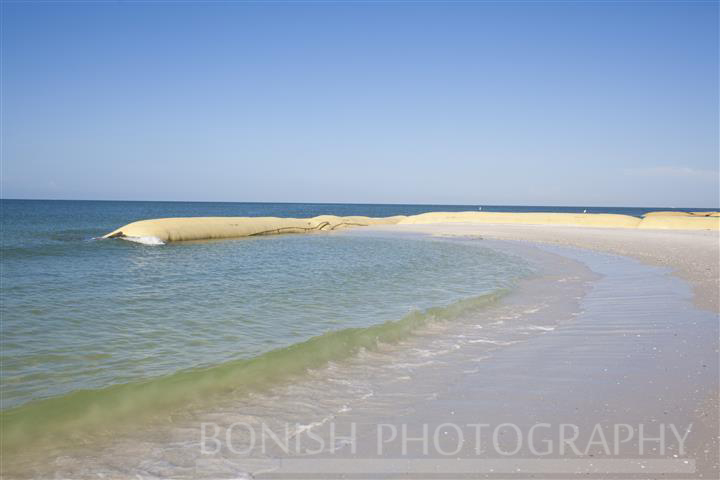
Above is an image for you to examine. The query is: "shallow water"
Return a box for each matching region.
[1,201,539,463]
[2,233,528,409]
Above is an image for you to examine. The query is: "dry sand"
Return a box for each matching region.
[399,211,720,230]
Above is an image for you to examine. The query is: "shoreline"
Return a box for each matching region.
[318,227,719,478]
[3,225,718,478]
[359,223,720,313]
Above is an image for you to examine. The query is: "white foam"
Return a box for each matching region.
[526,325,556,331]
[291,418,330,437]
[468,338,520,346]
[121,236,166,246]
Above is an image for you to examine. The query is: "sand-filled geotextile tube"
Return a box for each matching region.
[102,215,407,244]
[103,211,719,244]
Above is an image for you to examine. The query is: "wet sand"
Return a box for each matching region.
[353,244,719,478]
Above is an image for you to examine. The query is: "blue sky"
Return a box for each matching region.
[1,1,718,207]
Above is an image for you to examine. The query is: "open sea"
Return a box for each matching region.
[0,199,715,468]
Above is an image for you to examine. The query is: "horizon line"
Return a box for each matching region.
[1,197,718,210]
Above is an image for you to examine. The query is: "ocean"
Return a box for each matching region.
[0,199,714,473]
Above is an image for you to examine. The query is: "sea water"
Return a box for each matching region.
[1,200,535,449]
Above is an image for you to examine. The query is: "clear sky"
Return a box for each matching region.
[1,1,718,207]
